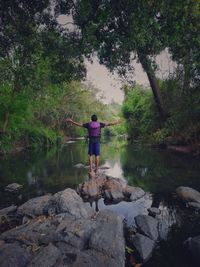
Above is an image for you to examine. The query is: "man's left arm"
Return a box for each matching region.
[104,120,122,127]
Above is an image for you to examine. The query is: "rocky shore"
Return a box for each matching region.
[1,173,200,266]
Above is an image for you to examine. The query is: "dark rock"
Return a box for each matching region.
[51,214,96,250]
[89,210,125,266]
[184,235,200,262]
[0,217,54,245]
[72,250,119,267]
[27,243,61,267]
[123,185,145,201]
[78,173,129,202]
[187,202,200,210]
[49,188,94,218]
[17,195,52,218]
[135,215,158,241]
[176,186,200,203]
[0,205,17,215]
[0,242,31,267]
[148,207,161,216]
[79,179,101,199]
[5,183,23,192]
[130,233,156,262]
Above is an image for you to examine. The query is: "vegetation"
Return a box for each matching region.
[0,1,122,153]
[0,1,199,153]
[122,79,200,151]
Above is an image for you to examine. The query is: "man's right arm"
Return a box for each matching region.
[65,118,83,127]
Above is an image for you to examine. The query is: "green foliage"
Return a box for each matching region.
[122,84,159,140]
[122,78,200,149]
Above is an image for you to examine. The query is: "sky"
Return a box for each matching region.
[57,15,176,104]
[85,51,176,104]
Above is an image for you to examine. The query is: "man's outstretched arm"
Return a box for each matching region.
[105,119,122,127]
[65,118,83,127]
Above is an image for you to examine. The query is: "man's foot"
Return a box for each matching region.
[95,169,100,175]
[89,171,95,178]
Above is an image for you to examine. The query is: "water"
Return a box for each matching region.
[0,138,200,266]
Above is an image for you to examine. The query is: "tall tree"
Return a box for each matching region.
[160,0,200,90]
[60,0,168,119]
[0,0,85,133]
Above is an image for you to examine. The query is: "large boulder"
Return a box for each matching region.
[130,233,156,262]
[176,186,200,203]
[17,195,52,218]
[135,215,159,241]
[123,185,145,201]
[27,243,61,267]
[48,188,94,218]
[78,174,128,202]
[89,210,125,266]
[0,216,54,245]
[0,205,17,231]
[184,235,200,262]
[0,243,31,267]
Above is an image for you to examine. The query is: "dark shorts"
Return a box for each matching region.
[88,142,100,156]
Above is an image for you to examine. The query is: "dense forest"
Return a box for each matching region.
[0,0,199,154]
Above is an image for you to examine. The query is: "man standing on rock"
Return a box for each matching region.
[65,114,121,177]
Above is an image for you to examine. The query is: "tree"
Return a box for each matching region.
[160,0,200,89]
[60,0,168,119]
[0,0,85,133]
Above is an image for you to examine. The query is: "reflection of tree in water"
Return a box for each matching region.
[120,145,200,194]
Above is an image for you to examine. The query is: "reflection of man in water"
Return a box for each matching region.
[65,114,121,177]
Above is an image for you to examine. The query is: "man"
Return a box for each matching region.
[65,114,121,176]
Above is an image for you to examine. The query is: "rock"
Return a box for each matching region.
[50,214,96,250]
[148,207,161,216]
[17,189,93,219]
[176,186,200,203]
[73,163,85,168]
[99,165,110,170]
[123,185,145,201]
[88,210,125,267]
[78,173,128,202]
[27,243,61,267]
[66,141,76,144]
[104,176,127,201]
[72,250,119,267]
[0,205,18,232]
[0,205,17,215]
[78,179,100,199]
[130,233,156,262]
[0,217,54,245]
[0,210,125,267]
[17,195,52,218]
[5,183,23,192]
[0,242,31,267]
[184,235,200,262]
[187,202,200,210]
[135,215,158,241]
[49,188,94,219]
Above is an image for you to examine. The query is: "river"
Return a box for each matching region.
[0,137,200,266]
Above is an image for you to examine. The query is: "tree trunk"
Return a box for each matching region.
[3,111,9,132]
[138,52,166,120]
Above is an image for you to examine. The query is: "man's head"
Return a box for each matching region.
[91,114,98,121]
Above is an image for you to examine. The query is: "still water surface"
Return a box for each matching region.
[1,138,199,207]
[0,138,200,266]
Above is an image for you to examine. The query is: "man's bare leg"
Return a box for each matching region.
[95,155,100,173]
[89,155,95,176]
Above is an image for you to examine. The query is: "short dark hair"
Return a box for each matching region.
[91,114,98,121]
